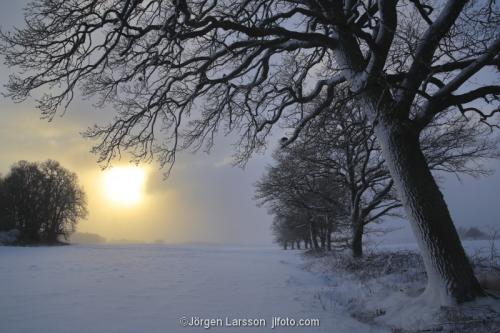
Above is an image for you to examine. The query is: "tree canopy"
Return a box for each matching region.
[2,1,496,169]
[0,160,88,244]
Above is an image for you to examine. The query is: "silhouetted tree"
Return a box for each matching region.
[1,160,87,243]
[0,175,15,231]
[2,161,46,242]
[2,0,498,304]
[38,160,88,242]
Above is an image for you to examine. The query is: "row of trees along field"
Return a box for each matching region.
[1,0,498,305]
[0,160,87,244]
[256,100,498,256]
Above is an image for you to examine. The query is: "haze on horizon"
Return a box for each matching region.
[0,0,498,246]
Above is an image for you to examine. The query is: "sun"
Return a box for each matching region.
[102,167,146,205]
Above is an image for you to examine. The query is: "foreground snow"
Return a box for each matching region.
[306,239,500,332]
[0,244,386,333]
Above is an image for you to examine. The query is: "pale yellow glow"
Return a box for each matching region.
[102,167,146,205]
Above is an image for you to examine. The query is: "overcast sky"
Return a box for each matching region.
[0,1,498,245]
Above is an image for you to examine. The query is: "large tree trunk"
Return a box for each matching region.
[332,24,483,305]
[352,221,364,258]
[326,226,332,251]
[374,117,484,305]
[310,222,320,251]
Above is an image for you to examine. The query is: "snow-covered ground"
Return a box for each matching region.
[2,241,498,333]
[0,244,387,333]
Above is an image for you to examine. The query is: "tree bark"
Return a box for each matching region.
[326,224,332,251]
[310,222,320,251]
[374,117,484,305]
[352,221,364,258]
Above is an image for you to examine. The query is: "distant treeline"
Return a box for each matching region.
[457,227,496,241]
[70,232,106,244]
[0,160,87,245]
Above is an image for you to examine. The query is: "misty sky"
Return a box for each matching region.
[0,1,498,245]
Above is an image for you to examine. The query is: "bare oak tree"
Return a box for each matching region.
[1,0,499,304]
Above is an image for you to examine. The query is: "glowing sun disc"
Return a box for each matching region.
[103,167,146,205]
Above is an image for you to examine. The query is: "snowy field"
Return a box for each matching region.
[1,241,498,333]
[0,244,387,333]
